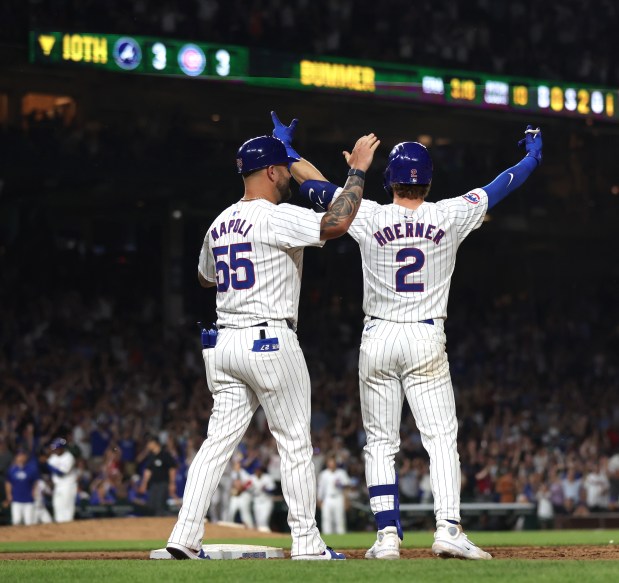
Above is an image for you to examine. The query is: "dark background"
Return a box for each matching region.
[1,0,618,526]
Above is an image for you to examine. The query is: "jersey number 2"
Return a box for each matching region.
[395,247,425,292]
[213,243,256,291]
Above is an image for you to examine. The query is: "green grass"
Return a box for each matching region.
[2,530,619,582]
[2,559,619,583]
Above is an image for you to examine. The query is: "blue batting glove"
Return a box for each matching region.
[271,110,301,162]
[299,180,339,211]
[517,124,542,165]
[271,111,298,145]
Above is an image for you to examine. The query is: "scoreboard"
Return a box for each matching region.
[30,31,619,122]
[31,31,248,78]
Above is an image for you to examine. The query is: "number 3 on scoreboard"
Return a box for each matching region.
[395,247,425,292]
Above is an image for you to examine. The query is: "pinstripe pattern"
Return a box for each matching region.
[169,199,327,557]
[199,200,325,328]
[347,189,488,321]
[349,189,488,526]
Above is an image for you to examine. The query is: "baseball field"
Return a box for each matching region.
[1,518,618,582]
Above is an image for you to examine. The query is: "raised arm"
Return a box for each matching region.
[270,111,379,239]
[319,134,379,240]
[271,111,327,183]
[482,125,543,209]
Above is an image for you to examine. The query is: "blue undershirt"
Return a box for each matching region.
[482,156,538,209]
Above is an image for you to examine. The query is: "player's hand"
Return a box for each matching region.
[342,133,381,172]
[518,124,542,165]
[271,111,298,146]
[271,111,301,164]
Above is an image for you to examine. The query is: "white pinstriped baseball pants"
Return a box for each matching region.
[168,322,326,557]
[359,319,461,523]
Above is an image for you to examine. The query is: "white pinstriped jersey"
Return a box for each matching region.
[339,188,488,322]
[198,199,325,328]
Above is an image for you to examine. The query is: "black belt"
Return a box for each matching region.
[370,316,434,325]
[219,320,294,330]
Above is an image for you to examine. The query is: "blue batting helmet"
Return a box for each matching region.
[236,135,291,174]
[383,142,433,195]
[50,438,67,450]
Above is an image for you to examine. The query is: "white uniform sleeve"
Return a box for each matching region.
[435,187,488,243]
[198,232,216,282]
[270,204,325,249]
[50,452,75,474]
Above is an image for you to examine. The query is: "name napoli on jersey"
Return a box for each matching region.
[211,218,253,241]
[373,221,446,247]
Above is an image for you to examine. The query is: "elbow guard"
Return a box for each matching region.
[299,180,339,211]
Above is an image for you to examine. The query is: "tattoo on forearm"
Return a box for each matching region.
[320,175,364,233]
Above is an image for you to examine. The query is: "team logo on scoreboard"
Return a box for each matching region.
[411,169,418,183]
[113,37,142,70]
[462,191,481,204]
[178,44,206,77]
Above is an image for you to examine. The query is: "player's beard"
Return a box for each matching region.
[276,175,292,202]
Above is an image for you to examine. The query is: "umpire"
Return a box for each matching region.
[139,437,178,516]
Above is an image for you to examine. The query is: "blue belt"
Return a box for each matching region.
[370,316,434,325]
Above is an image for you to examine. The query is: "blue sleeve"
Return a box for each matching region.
[299,180,339,211]
[483,156,538,209]
[48,463,65,477]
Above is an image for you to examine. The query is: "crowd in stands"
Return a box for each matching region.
[2,0,614,87]
[2,224,619,528]
[2,104,619,529]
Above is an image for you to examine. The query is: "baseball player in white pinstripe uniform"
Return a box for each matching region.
[166,120,380,560]
[292,124,543,560]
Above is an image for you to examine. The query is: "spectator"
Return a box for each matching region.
[208,459,232,524]
[227,459,254,528]
[4,450,39,525]
[47,438,78,523]
[549,470,566,515]
[418,460,433,504]
[495,467,517,503]
[317,457,351,535]
[561,468,583,514]
[33,478,53,524]
[536,482,554,529]
[138,436,178,516]
[398,457,420,503]
[583,460,610,512]
[250,465,277,533]
[608,451,619,511]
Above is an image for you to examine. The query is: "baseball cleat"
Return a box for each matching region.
[292,546,346,560]
[432,520,492,560]
[365,526,401,559]
[166,542,210,560]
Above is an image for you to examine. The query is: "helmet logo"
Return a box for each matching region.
[411,169,418,183]
[236,158,243,172]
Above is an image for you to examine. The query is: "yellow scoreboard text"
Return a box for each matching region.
[61,34,108,64]
[300,60,375,92]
